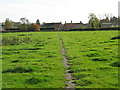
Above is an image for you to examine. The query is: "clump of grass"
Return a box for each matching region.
[35,44,44,46]
[96,66,112,70]
[22,37,32,43]
[2,37,20,45]
[13,51,20,53]
[18,34,26,36]
[110,61,120,67]
[73,72,91,79]
[77,79,93,86]
[111,36,120,40]
[47,38,52,39]
[25,77,41,84]
[86,53,100,57]
[20,47,42,50]
[2,66,33,73]
[68,68,93,73]
[99,41,109,43]
[68,70,74,73]
[89,49,97,51]
[104,47,110,50]
[67,56,78,60]
[109,40,115,42]
[92,58,108,61]
[11,60,20,63]
[2,36,32,45]
[25,77,49,84]
[18,34,32,36]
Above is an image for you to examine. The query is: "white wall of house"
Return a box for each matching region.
[101,23,118,27]
[0,25,3,30]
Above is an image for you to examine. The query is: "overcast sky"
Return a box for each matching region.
[0,0,119,23]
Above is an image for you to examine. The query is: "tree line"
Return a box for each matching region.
[2,13,119,31]
[88,13,119,28]
[4,18,40,31]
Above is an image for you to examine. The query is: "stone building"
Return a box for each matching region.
[63,22,91,30]
[41,22,62,30]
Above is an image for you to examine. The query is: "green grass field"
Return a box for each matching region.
[60,31,119,88]
[2,32,65,88]
[2,30,119,88]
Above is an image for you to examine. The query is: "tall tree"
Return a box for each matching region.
[27,23,40,31]
[19,18,29,31]
[110,16,118,24]
[5,18,14,29]
[36,19,40,26]
[20,18,29,24]
[88,13,101,28]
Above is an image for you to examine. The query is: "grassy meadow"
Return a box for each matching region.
[2,32,65,88]
[2,30,119,88]
[60,31,119,88]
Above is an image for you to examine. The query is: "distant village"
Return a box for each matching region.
[0,13,119,31]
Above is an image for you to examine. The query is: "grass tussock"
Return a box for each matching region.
[92,58,108,61]
[110,61,120,67]
[11,60,20,63]
[111,36,120,40]
[2,66,33,73]
[25,77,49,84]
[2,36,32,45]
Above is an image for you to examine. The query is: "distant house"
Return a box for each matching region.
[100,18,118,27]
[41,22,62,30]
[101,23,118,27]
[63,22,91,30]
[0,23,5,30]
[0,24,2,30]
[101,23,113,27]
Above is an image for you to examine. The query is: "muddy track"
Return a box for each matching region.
[58,32,76,88]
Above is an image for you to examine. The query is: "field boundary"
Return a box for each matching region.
[1,27,120,33]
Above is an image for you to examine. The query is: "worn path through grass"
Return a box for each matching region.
[58,32,76,88]
[2,30,119,88]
